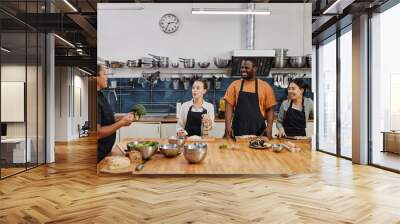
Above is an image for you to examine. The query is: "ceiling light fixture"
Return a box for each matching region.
[97,4,144,11]
[1,47,11,53]
[191,8,271,15]
[63,0,78,12]
[322,0,353,14]
[54,34,75,48]
[78,67,93,76]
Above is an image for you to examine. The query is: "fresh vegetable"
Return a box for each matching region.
[219,144,228,149]
[128,141,158,150]
[219,144,240,150]
[131,104,147,118]
[144,141,158,147]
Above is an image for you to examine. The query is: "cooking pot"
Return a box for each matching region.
[149,54,169,68]
[126,59,141,68]
[214,57,230,68]
[289,56,307,68]
[273,49,289,68]
[110,61,124,68]
[171,62,180,68]
[179,58,195,68]
[306,54,312,68]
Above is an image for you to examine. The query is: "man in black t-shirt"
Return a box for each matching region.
[97,64,134,162]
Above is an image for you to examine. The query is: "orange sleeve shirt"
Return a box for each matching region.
[223,79,277,119]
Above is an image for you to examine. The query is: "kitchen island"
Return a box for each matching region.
[115,114,314,141]
[98,137,312,176]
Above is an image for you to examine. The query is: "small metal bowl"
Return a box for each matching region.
[168,136,186,147]
[138,145,158,160]
[142,145,158,159]
[171,62,179,68]
[129,141,159,160]
[184,143,207,163]
[197,62,210,68]
[159,144,180,158]
[272,144,284,153]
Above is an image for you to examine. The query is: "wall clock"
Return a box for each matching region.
[159,13,180,34]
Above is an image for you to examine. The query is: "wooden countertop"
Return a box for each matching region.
[98,137,312,176]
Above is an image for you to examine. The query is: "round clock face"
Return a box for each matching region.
[159,13,180,34]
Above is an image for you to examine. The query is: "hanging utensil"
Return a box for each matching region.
[129,74,135,88]
[173,79,180,90]
[183,79,190,90]
[283,76,289,88]
[215,77,222,90]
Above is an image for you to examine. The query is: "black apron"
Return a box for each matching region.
[185,105,207,136]
[282,99,306,136]
[97,91,116,162]
[232,79,266,136]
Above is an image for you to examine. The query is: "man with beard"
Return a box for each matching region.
[224,58,276,138]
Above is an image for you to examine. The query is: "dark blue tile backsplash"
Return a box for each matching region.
[102,77,313,114]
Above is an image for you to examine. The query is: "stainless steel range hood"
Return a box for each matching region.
[231,3,275,58]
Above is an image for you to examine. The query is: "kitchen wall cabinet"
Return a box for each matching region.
[119,122,161,140]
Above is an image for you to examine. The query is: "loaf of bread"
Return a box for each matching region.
[103,156,131,170]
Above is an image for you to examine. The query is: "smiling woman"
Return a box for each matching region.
[276,79,314,138]
[177,79,215,137]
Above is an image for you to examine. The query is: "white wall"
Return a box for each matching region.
[1,64,46,163]
[54,67,89,141]
[1,65,28,137]
[254,3,312,56]
[55,67,69,141]
[71,73,89,138]
[98,3,312,63]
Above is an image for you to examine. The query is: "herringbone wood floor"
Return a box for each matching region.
[1,136,400,224]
